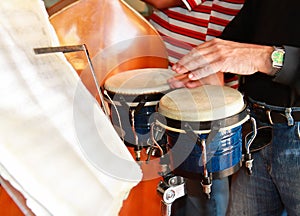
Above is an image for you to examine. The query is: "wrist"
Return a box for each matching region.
[270,46,285,76]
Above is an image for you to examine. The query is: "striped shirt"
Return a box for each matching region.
[149,0,244,88]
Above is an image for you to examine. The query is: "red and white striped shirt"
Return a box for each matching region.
[149,0,244,88]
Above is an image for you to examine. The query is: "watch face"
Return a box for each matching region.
[271,48,285,68]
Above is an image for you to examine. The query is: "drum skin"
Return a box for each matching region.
[48,1,167,215]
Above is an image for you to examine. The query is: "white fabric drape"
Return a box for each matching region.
[0,1,142,215]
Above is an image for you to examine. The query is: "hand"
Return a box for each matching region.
[168,72,224,89]
[172,38,274,80]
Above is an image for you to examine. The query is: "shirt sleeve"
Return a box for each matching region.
[273,46,300,93]
[181,0,204,11]
[219,0,253,42]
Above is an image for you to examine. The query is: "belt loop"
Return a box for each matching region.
[285,108,294,126]
[266,110,274,125]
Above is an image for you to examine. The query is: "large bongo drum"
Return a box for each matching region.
[156,85,249,179]
[103,68,176,154]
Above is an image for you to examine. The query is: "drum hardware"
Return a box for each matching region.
[149,118,186,216]
[243,116,257,175]
[199,138,212,199]
[147,118,171,177]
[33,44,110,117]
[132,96,158,160]
[148,113,171,168]
[183,123,215,199]
[130,109,142,161]
[146,121,167,161]
[103,89,126,141]
[157,174,186,216]
[201,173,213,199]
[105,92,148,161]
[129,97,148,161]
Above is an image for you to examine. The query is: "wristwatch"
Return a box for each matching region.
[271,46,285,68]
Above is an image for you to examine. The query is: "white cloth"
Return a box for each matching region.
[0,1,142,215]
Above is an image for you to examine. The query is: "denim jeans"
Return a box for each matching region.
[227,121,300,216]
[172,177,229,216]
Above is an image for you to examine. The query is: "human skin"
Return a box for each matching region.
[171,38,275,83]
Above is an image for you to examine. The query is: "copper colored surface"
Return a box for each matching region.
[0,177,35,216]
[49,0,168,98]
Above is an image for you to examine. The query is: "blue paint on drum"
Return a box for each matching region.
[167,125,242,174]
[111,104,156,146]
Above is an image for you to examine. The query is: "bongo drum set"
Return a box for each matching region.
[103,68,258,216]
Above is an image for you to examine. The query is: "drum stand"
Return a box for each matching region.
[157,174,185,216]
[148,122,186,216]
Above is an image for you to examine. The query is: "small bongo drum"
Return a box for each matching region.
[103,68,176,149]
[156,85,249,179]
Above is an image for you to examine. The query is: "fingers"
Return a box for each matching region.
[167,73,190,88]
[172,47,208,73]
[167,71,223,89]
[188,64,217,80]
[168,73,204,88]
[184,80,203,88]
[171,63,189,74]
[168,77,203,89]
[172,40,219,75]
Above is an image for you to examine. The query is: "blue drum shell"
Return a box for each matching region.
[110,104,157,147]
[167,125,242,179]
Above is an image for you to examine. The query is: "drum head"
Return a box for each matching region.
[104,68,176,95]
[158,85,245,122]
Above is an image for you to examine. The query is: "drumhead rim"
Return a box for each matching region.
[103,89,171,107]
[103,68,175,94]
[155,107,249,134]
